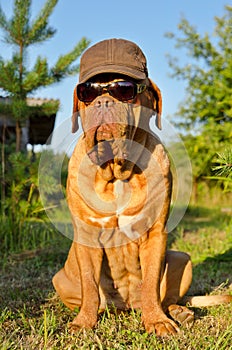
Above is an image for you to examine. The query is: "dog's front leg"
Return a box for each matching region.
[70,243,103,331]
[139,224,180,336]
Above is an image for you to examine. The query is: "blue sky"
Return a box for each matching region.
[0,0,228,129]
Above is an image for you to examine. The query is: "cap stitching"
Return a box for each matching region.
[79,39,149,82]
[109,39,113,63]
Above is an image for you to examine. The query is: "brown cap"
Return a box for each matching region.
[79,38,148,83]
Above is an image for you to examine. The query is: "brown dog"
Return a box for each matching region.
[52,39,231,336]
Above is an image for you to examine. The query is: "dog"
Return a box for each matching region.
[52,39,232,336]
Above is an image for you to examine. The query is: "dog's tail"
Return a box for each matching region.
[181,295,232,307]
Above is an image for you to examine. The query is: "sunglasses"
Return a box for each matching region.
[76,81,147,103]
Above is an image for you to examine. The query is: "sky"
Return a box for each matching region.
[0,0,229,133]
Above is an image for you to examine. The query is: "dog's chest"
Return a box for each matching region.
[70,153,168,248]
[87,177,153,244]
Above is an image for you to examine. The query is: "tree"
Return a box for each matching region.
[166,6,232,201]
[0,0,90,151]
[166,5,232,130]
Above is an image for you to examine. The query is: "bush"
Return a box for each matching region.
[0,148,68,254]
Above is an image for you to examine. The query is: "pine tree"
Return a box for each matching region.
[0,0,90,151]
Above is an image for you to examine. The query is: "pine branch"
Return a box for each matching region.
[1,0,31,45]
[0,0,57,47]
[0,4,9,34]
[12,0,31,45]
[213,149,232,177]
[23,56,53,92]
[51,38,90,80]
[212,148,232,192]
[26,0,58,45]
[22,37,90,92]
[0,55,21,95]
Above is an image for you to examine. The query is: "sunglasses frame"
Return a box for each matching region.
[76,81,147,103]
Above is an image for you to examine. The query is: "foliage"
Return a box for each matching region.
[166,6,232,201]
[0,147,69,252]
[181,121,232,195]
[166,5,232,130]
[0,0,90,150]
[0,0,87,249]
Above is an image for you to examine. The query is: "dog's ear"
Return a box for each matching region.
[149,79,162,130]
[72,87,79,133]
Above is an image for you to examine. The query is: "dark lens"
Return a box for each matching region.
[109,81,136,101]
[76,83,100,102]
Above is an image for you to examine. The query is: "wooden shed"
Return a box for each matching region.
[0,96,60,149]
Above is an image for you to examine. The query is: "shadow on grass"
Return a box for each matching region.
[0,234,71,317]
[182,205,231,229]
[190,248,232,296]
[168,205,232,247]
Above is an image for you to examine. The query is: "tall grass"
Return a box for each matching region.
[0,150,69,258]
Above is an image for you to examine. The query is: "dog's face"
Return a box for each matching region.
[72,74,162,181]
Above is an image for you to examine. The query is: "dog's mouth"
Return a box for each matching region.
[81,101,149,181]
[86,123,135,181]
[88,123,127,162]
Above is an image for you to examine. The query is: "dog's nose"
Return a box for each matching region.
[94,96,115,108]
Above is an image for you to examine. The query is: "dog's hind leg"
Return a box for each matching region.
[52,267,81,310]
[52,243,82,310]
[160,250,194,326]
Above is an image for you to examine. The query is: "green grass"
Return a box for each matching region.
[0,206,232,349]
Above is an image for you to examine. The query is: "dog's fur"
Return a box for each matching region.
[53,74,232,336]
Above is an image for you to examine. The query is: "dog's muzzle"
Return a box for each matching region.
[80,97,148,181]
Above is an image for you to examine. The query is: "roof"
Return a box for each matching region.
[0,97,60,145]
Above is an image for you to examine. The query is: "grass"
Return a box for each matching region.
[0,205,232,349]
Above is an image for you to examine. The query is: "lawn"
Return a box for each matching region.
[0,206,232,349]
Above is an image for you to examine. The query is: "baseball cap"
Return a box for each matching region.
[79,38,148,83]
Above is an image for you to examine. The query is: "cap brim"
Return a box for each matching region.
[79,64,146,83]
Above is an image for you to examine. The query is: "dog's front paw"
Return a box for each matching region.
[69,312,97,333]
[143,316,180,336]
